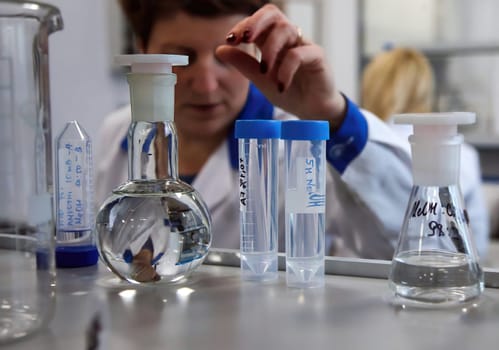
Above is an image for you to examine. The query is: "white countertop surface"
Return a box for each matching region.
[5,251,499,350]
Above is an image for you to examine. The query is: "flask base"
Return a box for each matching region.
[389,283,483,305]
[389,250,483,304]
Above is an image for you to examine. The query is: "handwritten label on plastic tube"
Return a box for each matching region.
[286,157,325,214]
[57,142,89,229]
[239,157,248,209]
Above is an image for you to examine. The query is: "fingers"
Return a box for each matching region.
[224,4,308,90]
[225,4,285,45]
[217,42,325,98]
[276,44,324,91]
[258,21,300,75]
[215,45,265,86]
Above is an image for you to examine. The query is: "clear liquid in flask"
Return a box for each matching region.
[390,250,483,303]
[96,181,211,284]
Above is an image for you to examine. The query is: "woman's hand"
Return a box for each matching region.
[216,4,346,129]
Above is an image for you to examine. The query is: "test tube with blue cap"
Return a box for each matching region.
[281,120,329,288]
[55,120,98,267]
[235,119,281,281]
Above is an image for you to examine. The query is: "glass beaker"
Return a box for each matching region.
[388,112,483,305]
[0,1,62,343]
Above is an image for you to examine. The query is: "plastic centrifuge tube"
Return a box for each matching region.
[281,120,329,288]
[235,120,281,281]
[55,120,98,267]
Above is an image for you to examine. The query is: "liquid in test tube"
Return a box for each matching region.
[55,120,98,267]
[281,120,329,288]
[235,120,281,281]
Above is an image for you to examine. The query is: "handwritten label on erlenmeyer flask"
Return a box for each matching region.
[410,199,467,239]
[411,200,465,220]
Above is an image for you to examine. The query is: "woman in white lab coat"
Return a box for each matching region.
[96,0,414,260]
[361,47,489,258]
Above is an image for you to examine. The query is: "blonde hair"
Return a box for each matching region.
[361,48,435,122]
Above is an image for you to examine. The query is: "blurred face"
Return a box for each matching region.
[146,12,250,141]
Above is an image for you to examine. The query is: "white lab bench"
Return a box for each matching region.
[4,249,499,350]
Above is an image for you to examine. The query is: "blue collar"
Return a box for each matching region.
[120,84,274,170]
[120,128,156,153]
[120,134,128,152]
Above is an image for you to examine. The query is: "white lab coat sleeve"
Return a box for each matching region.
[94,106,131,208]
[336,110,413,258]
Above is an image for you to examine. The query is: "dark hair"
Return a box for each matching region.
[119,0,270,50]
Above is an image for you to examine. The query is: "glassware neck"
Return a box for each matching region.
[128,120,178,181]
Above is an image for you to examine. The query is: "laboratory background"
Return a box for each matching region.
[4,0,499,348]
[45,0,499,267]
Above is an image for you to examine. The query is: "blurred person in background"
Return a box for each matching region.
[96,0,414,259]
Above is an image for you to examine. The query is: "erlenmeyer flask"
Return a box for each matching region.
[388,112,483,304]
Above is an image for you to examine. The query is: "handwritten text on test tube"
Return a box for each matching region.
[239,157,247,207]
[287,157,325,213]
[304,158,325,208]
[57,143,86,229]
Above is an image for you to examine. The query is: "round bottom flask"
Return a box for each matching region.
[96,55,212,284]
[96,181,210,283]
